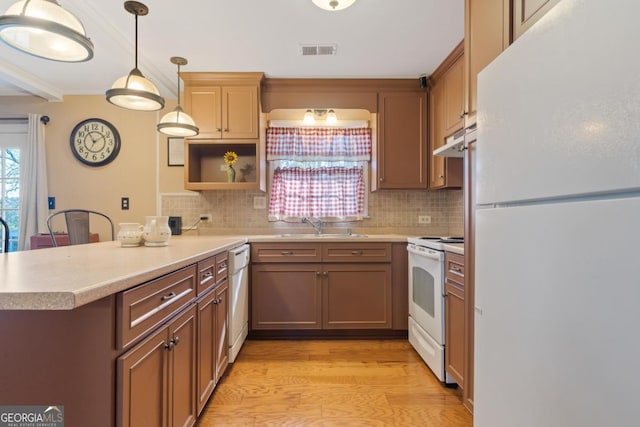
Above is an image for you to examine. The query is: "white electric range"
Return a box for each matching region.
[407,236,463,383]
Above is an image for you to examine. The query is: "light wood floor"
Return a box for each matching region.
[197,339,473,426]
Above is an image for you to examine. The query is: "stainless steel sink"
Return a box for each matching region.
[276,233,368,238]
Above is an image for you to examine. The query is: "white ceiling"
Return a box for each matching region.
[0,0,464,101]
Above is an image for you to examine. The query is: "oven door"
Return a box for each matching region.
[407,243,445,344]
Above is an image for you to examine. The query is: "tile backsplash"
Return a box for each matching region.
[162,189,463,236]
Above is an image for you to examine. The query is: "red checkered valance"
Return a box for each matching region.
[266,127,372,161]
[268,166,365,220]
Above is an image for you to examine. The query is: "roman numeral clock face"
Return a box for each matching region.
[70,118,121,166]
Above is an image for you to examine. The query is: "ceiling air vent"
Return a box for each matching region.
[299,44,338,56]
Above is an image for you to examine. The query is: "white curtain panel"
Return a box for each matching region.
[18,114,49,250]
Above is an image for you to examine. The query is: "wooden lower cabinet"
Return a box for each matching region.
[444,251,468,400]
[445,282,465,386]
[197,277,229,414]
[118,305,197,427]
[323,263,392,329]
[251,242,401,332]
[251,263,322,329]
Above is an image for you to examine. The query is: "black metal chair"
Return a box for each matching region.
[0,216,8,253]
[46,209,114,247]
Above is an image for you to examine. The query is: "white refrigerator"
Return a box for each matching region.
[474,1,640,426]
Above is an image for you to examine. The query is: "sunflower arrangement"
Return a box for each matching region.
[223,151,238,167]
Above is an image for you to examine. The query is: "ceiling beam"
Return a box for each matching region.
[0,60,63,101]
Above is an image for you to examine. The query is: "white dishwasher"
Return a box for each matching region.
[228,244,250,362]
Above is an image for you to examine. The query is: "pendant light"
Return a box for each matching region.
[312,0,357,11]
[105,1,164,111]
[0,0,93,62]
[157,57,199,137]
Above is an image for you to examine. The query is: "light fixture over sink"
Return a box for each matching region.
[157,56,199,137]
[105,1,164,112]
[312,0,357,11]
[0,0,94,62]
[302,109,339,125]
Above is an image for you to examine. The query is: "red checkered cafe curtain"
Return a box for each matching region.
[266,127,372,220]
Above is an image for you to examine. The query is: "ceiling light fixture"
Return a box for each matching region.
[157,56,199,137]
[0,0,94,62]
[312,0,357,11]
[326,109,338,124]
[302,109,339,124]
[303,109,315,124]
[105,1,164,111]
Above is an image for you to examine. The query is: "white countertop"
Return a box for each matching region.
[443,243,465,255]
[0,236,246,311]
[0,233,422,311]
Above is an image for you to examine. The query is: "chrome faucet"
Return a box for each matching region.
[302,217,324,235]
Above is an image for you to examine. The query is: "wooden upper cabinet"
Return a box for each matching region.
[429,42,464,190]
[377,90,427,189]
[443,52,465,137]
[513,0,562,40]
[182,72,263,140]
[464,0,511,128]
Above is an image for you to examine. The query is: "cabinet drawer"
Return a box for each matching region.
[216,252,228,282]
[322,243,391,263]
[117,265,197,349]
[445,252,465,287]
[197,256,216,296]
[251,243,322,263]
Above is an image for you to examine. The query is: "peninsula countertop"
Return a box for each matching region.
[0,235,246,311]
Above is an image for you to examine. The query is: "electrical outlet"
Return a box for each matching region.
[121,197,129,210]
[199,213,212,222]
[418,215,431,224]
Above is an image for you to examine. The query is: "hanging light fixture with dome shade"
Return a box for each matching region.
[157,56,199,137]
[0,0,94,62]
[105,1,164,112]
[312,0,357,11]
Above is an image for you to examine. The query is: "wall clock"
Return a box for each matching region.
[70,118,121,166]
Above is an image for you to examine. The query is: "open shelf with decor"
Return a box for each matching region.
[185,139,264,190]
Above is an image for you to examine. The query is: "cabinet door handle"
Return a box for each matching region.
[379,177,384,183]
[281,251,294,255]
[164,340,174,351]
[316,271,322,277]
[459,111,468,119]
[351,250,364,255]
[172,336,180,347]
[216,128,222,132]
[223,128,229,132]
[161,292,177,301]
[217,263,227,274]
[451,266,462,273]
[322,271,328,277]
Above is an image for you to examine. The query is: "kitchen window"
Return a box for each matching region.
[266,126,371,221]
